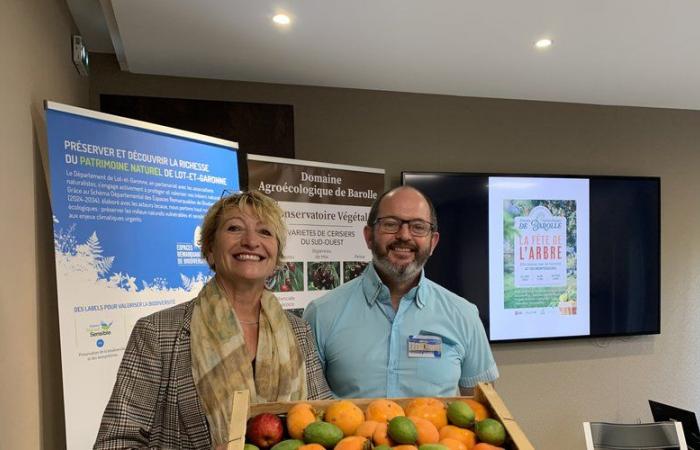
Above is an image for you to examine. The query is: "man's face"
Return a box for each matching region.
[364,188,439,284]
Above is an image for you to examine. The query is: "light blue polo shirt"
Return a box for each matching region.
[303,263,499,398]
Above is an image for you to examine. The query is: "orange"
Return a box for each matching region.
[287,402,318,440]
[366,399,405,423]
[334,436,371,450]
[472,444,504,450]
[407,416,440,445]
[404,398,447,430]
[298,445,326,450]
[458,399,489,422]
[439,425,476,449]
[372,422,396,446]
[440,438,467,450]
[392,446,418,450]
[324,400,365,436]
[355,420,381,439]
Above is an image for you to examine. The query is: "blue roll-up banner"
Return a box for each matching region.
[45,102,239,449]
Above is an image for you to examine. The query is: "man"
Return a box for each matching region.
[303,186,498,398]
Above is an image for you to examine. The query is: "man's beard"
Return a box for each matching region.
[371,237,431,284]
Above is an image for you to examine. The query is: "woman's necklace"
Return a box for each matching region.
[238,319,259,325]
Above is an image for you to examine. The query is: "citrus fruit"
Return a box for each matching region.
[324,400,365,436]
[271,440,304,450]
[372,422,394,446]
[388,416,418,444]
[438,425,476,449]
[392,446,419,450]
[298,445,325,450]
[355,420,381,439]
[439,438,467,450]
[457,400,489,422]
[366,399,405,423]
[287,403,318,440]
[418,444,449,450]
[404,398,447,430]
[334,436,371,450]
[447,402,475,428]
[472,444,504,450]
[303,421,344,448]
[407,416,439,445]
[474,419,505,446]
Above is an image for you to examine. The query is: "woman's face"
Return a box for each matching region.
[208,205,279,286]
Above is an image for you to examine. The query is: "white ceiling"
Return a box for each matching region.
[69,0,700,110]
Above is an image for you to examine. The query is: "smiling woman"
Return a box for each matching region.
[201,191,286,289]
[94,190,333,450]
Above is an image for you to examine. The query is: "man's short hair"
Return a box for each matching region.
[367,186,438,232]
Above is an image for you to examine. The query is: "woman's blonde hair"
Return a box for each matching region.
[199,190,287,269]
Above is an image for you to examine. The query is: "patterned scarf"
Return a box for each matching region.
[190,279,307,446]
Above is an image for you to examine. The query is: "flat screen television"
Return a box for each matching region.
[402,172,660,343]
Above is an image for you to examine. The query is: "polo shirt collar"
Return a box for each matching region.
[361,262,428,309]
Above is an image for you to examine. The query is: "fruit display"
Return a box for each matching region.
[243,384,532,450]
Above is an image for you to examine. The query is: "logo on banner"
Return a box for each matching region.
[87,320,113,338]
[176,227,205,266]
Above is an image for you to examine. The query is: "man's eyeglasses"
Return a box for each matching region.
[373,216,435,237]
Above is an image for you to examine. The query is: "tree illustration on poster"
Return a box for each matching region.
[503,200,577,310]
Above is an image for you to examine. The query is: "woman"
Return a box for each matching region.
[95,191,332,450]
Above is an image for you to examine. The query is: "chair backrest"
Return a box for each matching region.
[583,421,688,449]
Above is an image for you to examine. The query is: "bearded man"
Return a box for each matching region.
[303,186,498,397]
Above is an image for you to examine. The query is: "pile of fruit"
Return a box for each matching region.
[245,397,508,450]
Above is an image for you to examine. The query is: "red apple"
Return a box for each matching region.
[246,413,284,448]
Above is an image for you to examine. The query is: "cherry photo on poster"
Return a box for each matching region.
[307,262,340,291]
[266,261,304,292]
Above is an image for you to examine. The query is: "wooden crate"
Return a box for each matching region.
[235,383,533,450]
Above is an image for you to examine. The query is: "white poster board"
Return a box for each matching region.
[46,102,239,449]
[247,155,385,312]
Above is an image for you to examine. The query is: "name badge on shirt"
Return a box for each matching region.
[408,335,442,358]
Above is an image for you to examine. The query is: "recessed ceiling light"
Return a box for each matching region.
[535,39,553,49]
[272,14,291,25]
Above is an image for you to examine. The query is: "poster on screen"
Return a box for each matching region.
[488,177,590,341]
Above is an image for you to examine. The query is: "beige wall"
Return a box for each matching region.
[2,12,698,445]
[0,0,88,448]
[90,54,700,449]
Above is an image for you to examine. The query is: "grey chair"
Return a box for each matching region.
[583,421,688,449]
